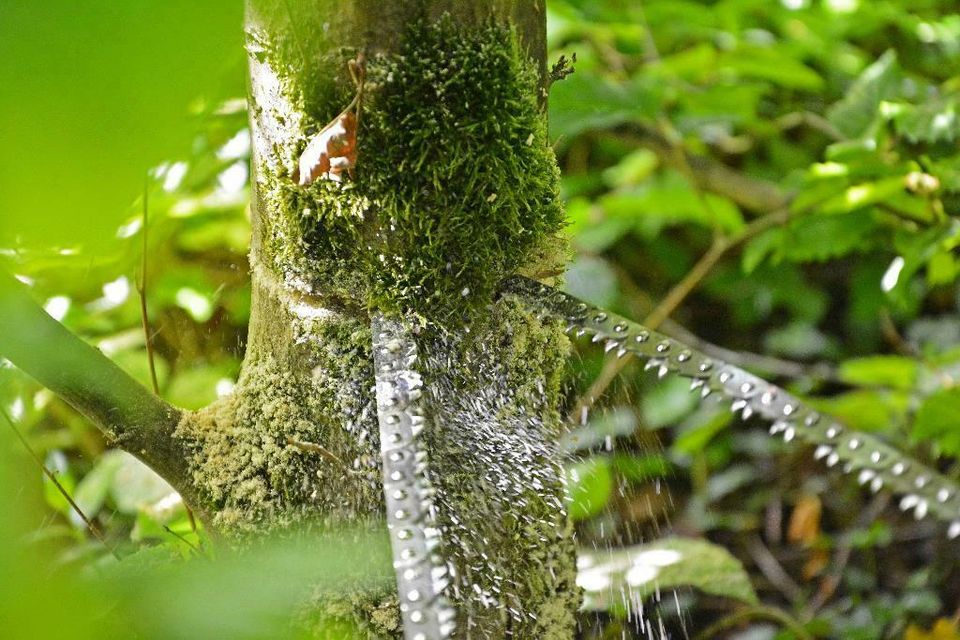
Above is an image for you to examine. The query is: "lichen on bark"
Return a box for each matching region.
[174,2,580,637]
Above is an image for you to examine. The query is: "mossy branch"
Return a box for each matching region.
[0,269,202,515]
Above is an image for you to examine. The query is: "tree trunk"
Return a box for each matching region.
[173,1,579,637]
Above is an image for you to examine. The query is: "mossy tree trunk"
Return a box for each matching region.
[173,1,580,637]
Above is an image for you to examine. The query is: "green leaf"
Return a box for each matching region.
[549,72,662,142]
[642,375,701,429]
[913,388,960,456]
[109,452,178,515]
[611,454,672,485]
[578,537,758,611]
[561,408,637,453]
[652,43,718,82]
[819,177,908,215]
[565,457,614,521]
[102,527,391,640]
[827,50,901,139]
[741,228,784,274]
[884,97,960,144]
[764,321,836,359]
[672,411,733,458]
[601,173,744,238]
[566,197,634,253]
[0,1,243,251]
[563,255,619,309]
[602,149,659,188]
[839,356,920,390]
[780,210,877,263]
[72,450,127,524]
[721,46,824,92]
[165,362,239,410]
[42,453,78,516]
[809,389,909,432]
[926,250,959,286]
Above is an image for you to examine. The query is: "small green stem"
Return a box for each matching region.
[1,405,120,560]
[137,179,161,396]
[693,604,815,640]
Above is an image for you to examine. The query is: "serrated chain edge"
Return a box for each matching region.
[504,276,960,539]
[372,313,456,640]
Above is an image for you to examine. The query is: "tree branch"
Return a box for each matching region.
[0,269,201,514]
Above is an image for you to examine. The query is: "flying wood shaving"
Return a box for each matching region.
[298,54,365,186]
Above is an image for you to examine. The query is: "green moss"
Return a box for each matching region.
[174,289,579,637]
[298,588,402,640]
[189,12,579,637]
[174,311,382,533]
[259,17,565,322]
[420,298,580,637]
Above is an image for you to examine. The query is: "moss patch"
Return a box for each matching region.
[259,17,565,322]
[174,312,382,533]
[420,298,580,638]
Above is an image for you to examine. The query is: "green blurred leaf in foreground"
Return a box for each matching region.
[0,1,243,251]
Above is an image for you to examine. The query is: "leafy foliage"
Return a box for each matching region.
[2,0,960,639]
[0,0,243,251]
[551,0,960,636]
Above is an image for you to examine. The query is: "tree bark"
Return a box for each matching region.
[173,1,579,637]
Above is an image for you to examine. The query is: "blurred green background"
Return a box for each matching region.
[2,0,960,638]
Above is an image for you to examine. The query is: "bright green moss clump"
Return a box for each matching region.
[264,17,565,322]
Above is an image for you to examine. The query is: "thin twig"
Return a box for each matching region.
[747,533,805,604]
[568,208,790,422]
[804,494,889,616]
[879,308,919,357]
[348,53,366,133]
[163,524,202,555]
[137,179,160,396]
[286,437,346,468]
[137,181,201,535]
[776,111,845,142]
[1,405,120,560]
